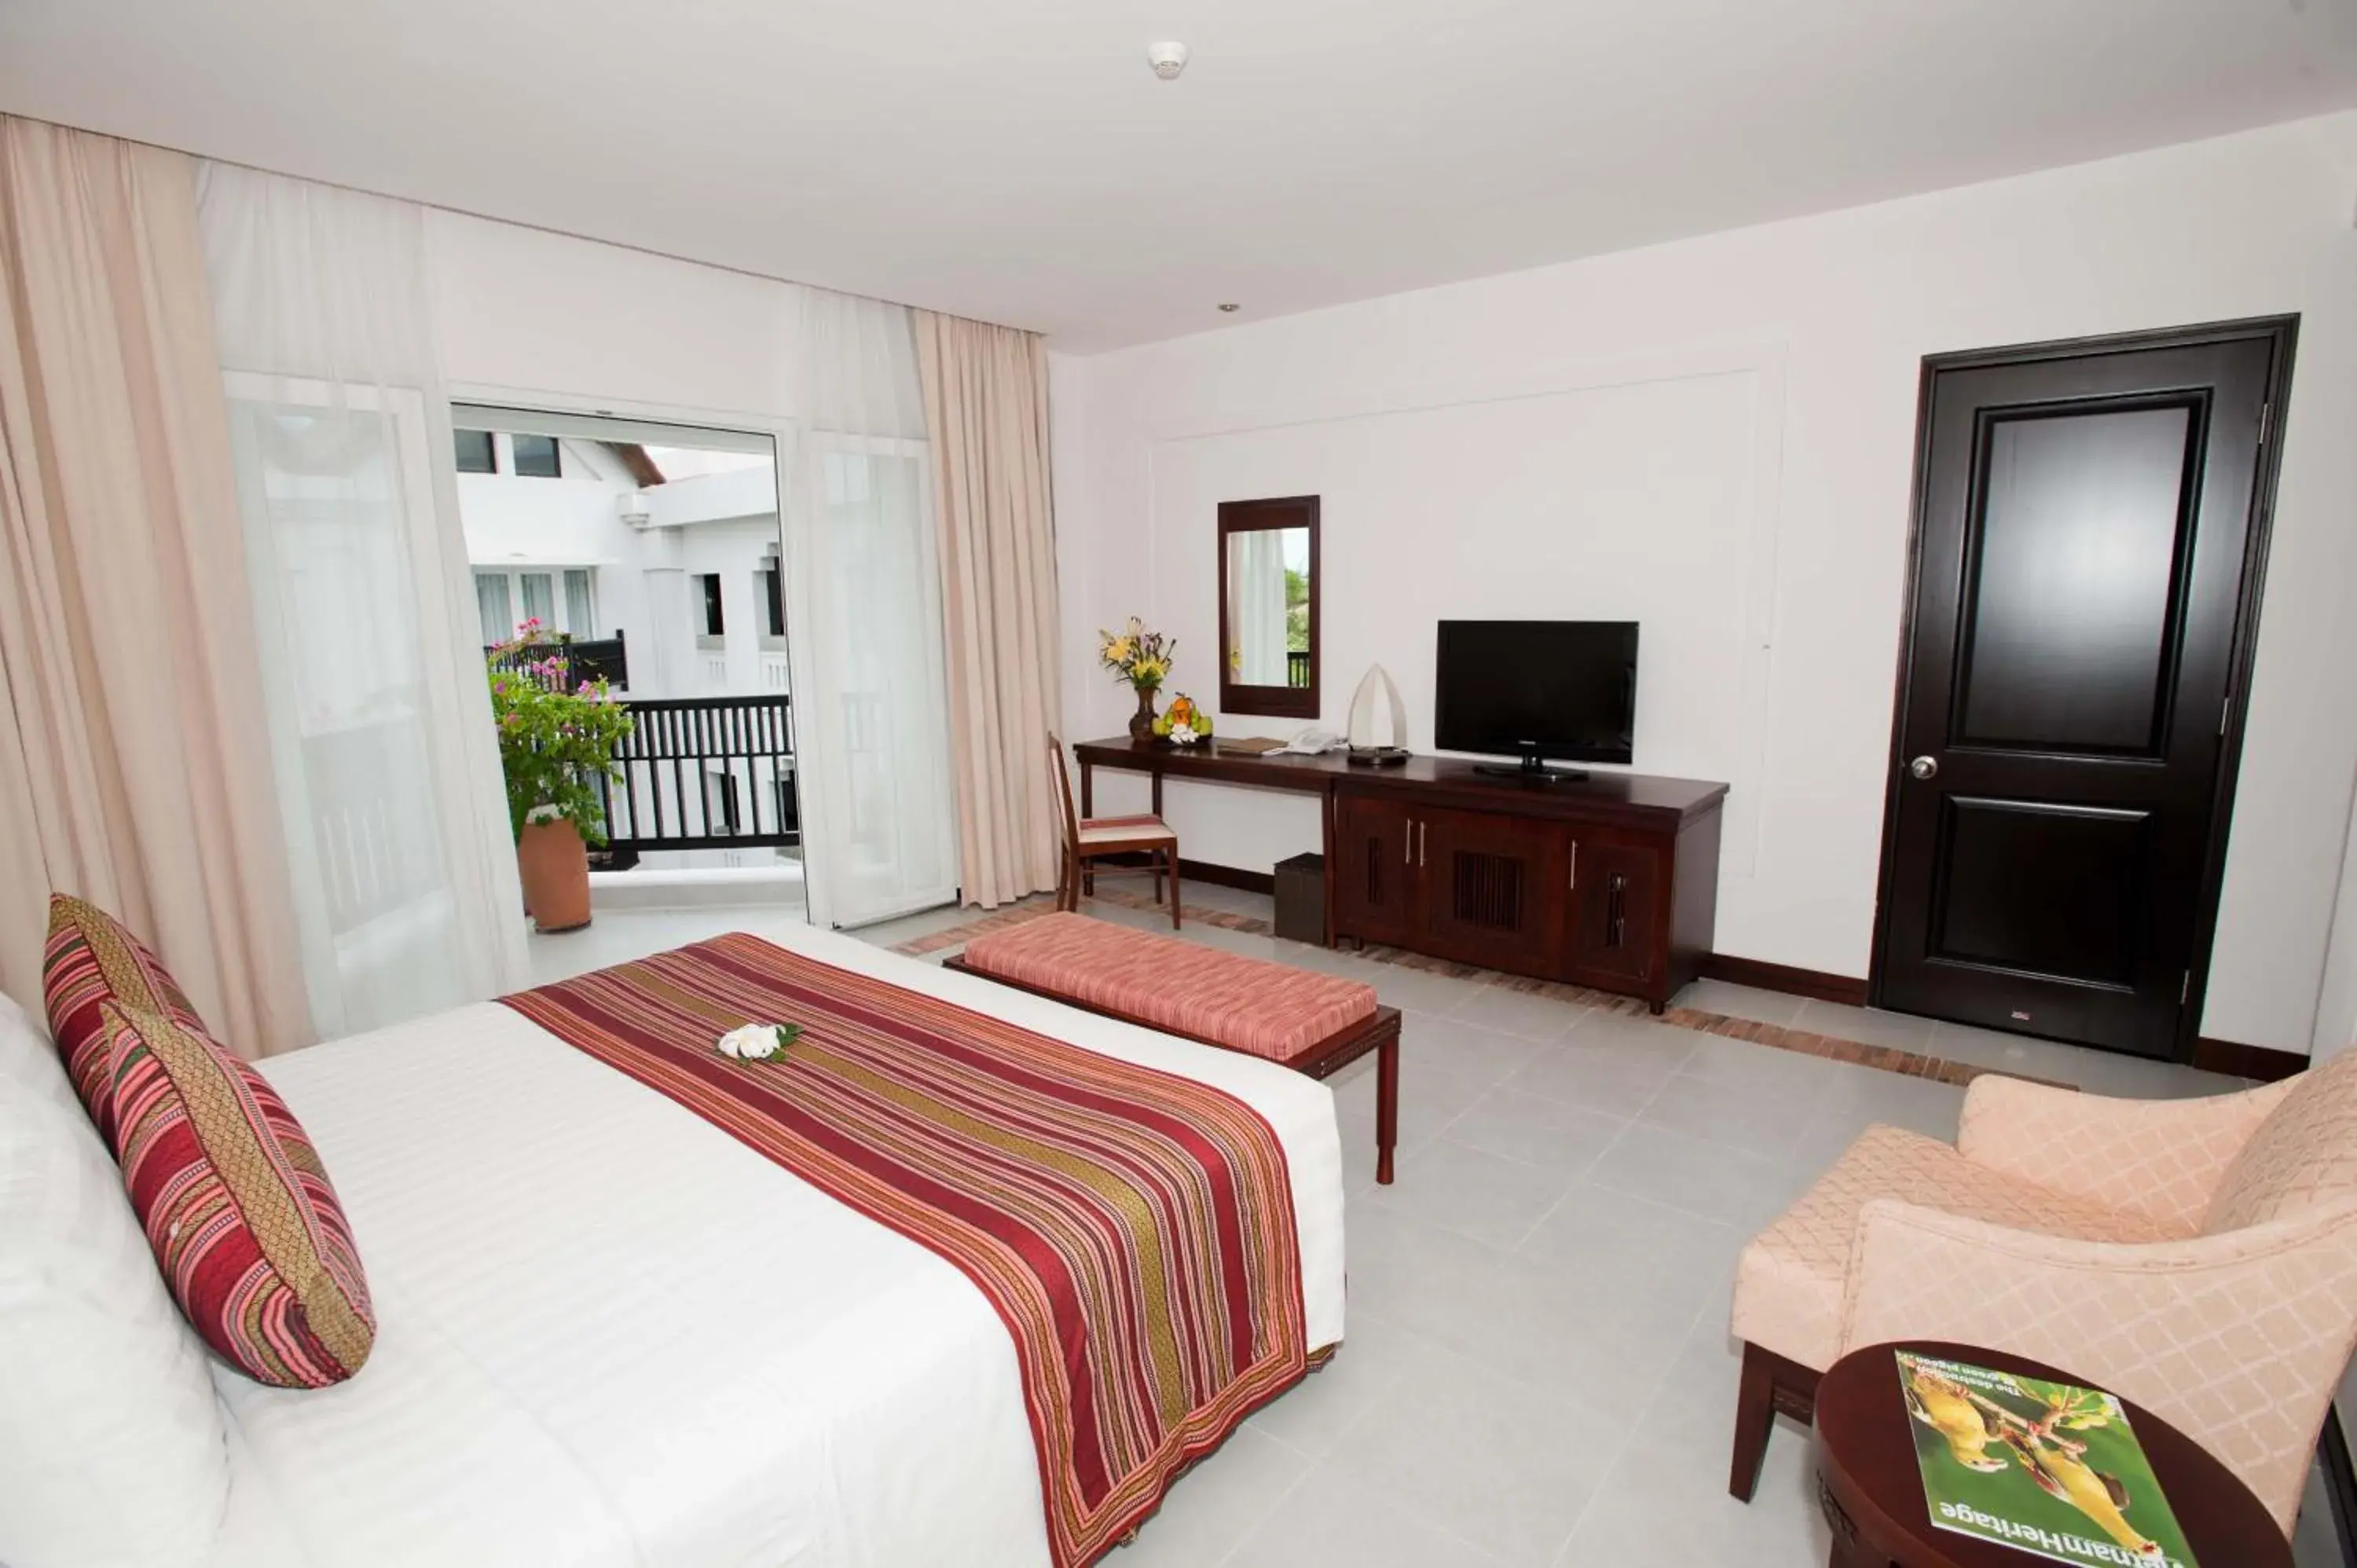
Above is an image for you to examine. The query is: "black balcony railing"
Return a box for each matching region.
[596,693,798,853]
[1287,650,1310,688]
[488,630,629,691]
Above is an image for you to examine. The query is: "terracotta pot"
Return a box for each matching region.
[516,818,592,933]
[1127,684,1160,743]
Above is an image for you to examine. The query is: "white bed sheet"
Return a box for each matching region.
[203,923,1346,1568]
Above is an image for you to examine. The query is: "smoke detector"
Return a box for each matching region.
[1146,41,1189,80]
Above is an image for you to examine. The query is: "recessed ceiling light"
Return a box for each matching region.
[1147,42,1189,80]
[1217,302,1241,313]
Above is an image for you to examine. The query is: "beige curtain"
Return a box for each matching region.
[914,310,1063,908]
[0,118,309,1057]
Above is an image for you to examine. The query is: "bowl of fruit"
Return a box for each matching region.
[1151,693,1212,747]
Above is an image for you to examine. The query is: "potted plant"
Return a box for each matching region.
[487,622,635,932]
[1098,616,1175,742]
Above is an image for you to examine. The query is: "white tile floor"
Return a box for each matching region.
[529,889,2345,1567]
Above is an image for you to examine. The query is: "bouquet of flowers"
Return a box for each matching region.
[1153,693,1212,746]
[1098,617,1174,692]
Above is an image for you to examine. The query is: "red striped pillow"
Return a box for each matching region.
[42,893,209,1144]
[101,1003,375,1388]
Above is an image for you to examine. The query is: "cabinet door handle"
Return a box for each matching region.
[1569,841,1578,891]
[1403,821,1413,865]
[1418,820,1427,866]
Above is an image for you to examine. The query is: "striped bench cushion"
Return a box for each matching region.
[961,912,1376,1062]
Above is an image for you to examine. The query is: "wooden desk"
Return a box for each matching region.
[1072,735,1347,819]
[1070,736,1728,1010]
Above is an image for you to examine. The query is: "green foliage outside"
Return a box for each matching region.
[1285,567,1310,653]
[486,623,635,845]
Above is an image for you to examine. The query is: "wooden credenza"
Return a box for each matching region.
[1329,767,1724,1010]
[1071,738,1727,1013]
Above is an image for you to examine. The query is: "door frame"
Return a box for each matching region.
[442,382,849,923]
[1865,315,2300,1063]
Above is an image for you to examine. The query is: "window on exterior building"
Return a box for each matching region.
[519,572,555,632]
[454,428,496,474]
[475,572,514,643]
[694,571,726,652]
[774,776,800,839]
[563,570,596,638]
[759,564,786,640]
[706,770,741,836]
[511,434,562,478]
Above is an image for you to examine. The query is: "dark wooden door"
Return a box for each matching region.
[1417,805,1571,974]
[1566,826,1663,988]
[1875,321,2292,1059]
[1332,792,1416,947]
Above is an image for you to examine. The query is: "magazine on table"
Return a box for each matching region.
[1895,1350,2196,1568]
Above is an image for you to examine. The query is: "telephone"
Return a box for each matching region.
[1277,726,1347,756]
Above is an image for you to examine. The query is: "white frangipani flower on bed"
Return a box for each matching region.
[716,1023,800,1062]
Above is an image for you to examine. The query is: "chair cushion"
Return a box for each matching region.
[961,911,1376,1062]
[103,1003,376,1387]
[1077,813,1178,846]
[42,893,211,1144]
[1732,1123,2185,1372]
[2206,1048,2357,1233]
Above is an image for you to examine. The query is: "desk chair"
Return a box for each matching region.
[1049,733,1180,929]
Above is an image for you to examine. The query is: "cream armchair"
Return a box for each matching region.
[1728,1051,2357,1536]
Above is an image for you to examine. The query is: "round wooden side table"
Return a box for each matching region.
[1814,1340,2292,1568]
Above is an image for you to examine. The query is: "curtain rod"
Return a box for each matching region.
[0,108,1047,341]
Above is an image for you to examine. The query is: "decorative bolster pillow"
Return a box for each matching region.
[40,892,212,1145]
[100,1002,376,1387]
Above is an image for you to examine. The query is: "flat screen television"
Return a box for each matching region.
[1434,620,1638,778]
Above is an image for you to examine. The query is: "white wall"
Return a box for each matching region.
[1053,112,2357,1056]
[427,212,806,419]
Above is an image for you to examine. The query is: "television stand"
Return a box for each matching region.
[1068,736,1727,1014]
[1472,757,1590,782]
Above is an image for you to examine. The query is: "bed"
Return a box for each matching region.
[137,922,1343,1568]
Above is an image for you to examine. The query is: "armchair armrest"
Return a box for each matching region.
[1956,1072,2291,1233]
[1837,1194,2357,1533]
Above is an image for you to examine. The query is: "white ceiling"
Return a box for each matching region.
[4,0,2355,353]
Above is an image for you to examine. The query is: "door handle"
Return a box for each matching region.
[1418,821,1427,866]
[1908,755,1939,781]
[1569,841,1578,891]
[1403,821,1413,865]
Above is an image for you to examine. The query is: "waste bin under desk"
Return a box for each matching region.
[1273,852,1325,945]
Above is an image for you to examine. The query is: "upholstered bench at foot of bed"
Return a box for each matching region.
[945,911,1403,1183]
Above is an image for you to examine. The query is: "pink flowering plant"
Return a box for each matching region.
[486,621,634,844]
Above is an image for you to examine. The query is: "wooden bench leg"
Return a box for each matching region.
[1168,849,1182,931]
[1374,1031,1398,1184]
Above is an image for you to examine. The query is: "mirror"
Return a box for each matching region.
[1218,495,1319,719]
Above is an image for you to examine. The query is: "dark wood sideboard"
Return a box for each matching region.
[1072,738,1728,1013]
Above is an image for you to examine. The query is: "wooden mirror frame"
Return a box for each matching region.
[1216,495,1320,720]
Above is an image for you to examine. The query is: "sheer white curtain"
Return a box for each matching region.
[786,288,959,926]
[196,164,527,1035]
[1230,530,1289,685]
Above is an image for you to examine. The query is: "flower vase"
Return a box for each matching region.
[1128,685,1160,743]
[517,818,592,933]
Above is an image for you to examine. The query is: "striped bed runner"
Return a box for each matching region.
[500,934,1308,1567]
